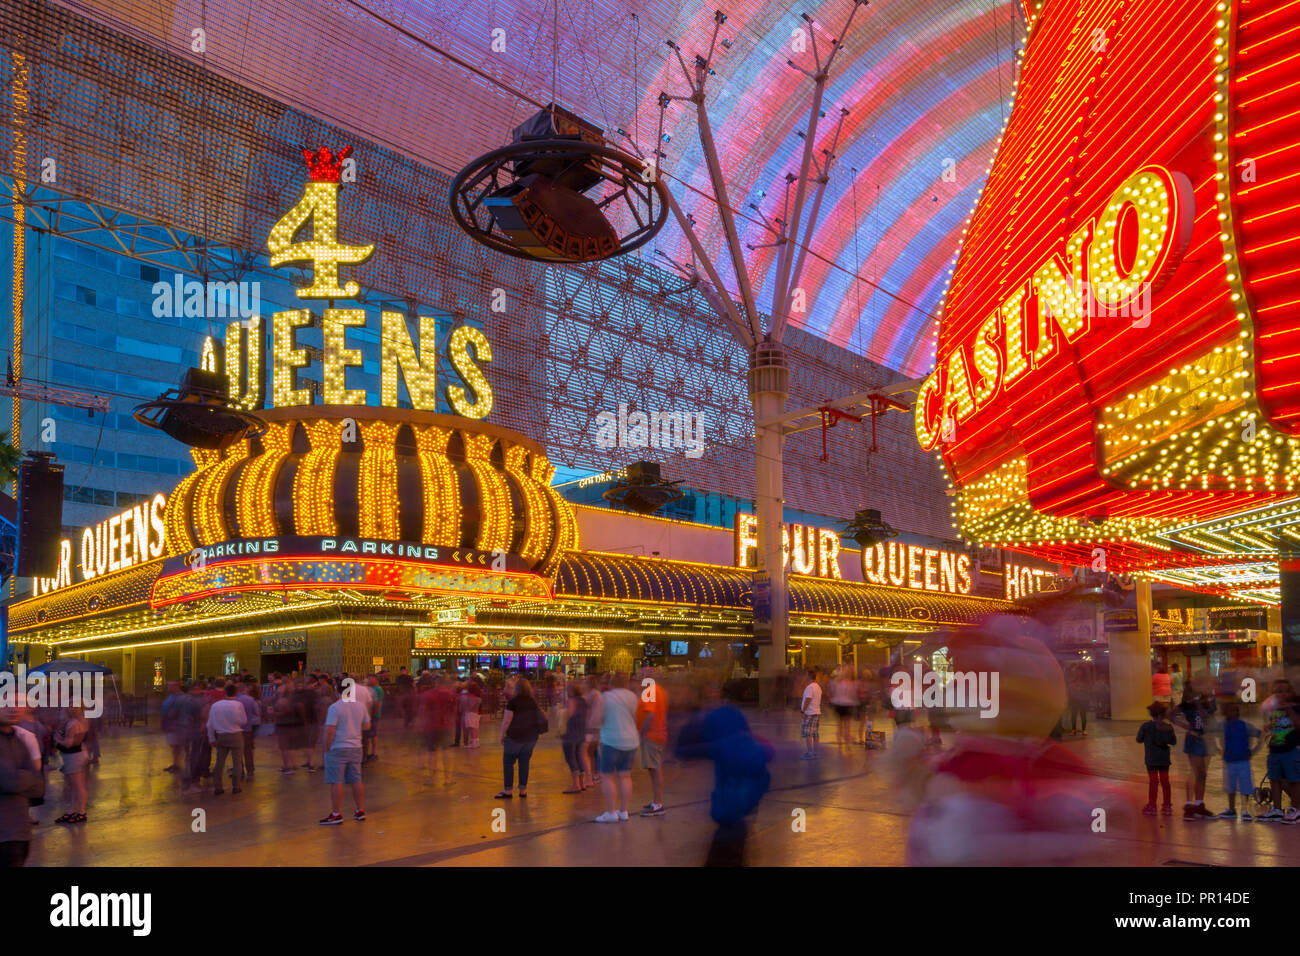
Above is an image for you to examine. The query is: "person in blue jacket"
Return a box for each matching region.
[675,689,773,866]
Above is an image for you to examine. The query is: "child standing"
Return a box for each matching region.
[1217,701,1261,820]
[1137,701,1177,816]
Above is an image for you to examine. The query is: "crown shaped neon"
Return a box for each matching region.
[301,145,352,182]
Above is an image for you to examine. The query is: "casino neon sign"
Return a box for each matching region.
[914,0,1300,569]
[916,165,1192,449]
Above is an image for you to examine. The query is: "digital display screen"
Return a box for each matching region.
[644,641,665,657]
[669,641,689,656]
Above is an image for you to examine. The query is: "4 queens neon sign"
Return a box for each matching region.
[916,165,1194,450]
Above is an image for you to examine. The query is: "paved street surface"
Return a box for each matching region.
[25,711,1300,867]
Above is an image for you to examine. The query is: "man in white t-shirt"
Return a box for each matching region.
[800,670,822,759]
[320,693,370,825]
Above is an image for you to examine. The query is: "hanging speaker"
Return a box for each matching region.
[16,452,64,578]
[485,174,619,262]
[134,366,267,450]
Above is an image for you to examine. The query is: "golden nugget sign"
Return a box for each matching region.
[734,515,971,595]
[916,166,1191,449]
[33,494,167,596]
[212,146,494,419]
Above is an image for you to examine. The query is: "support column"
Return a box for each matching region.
[1109,579,1153,720]
[750,342,788,707]
[1280,560,1300,675]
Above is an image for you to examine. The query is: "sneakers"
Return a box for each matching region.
[1241,810,1253,821]
[1161,804,1173,816]
[595,811,621,823]
[618,810,629,821]
[1283,807,1300,825]
[800,753,815,760]
[319,812,344,825]
[281,767,295,775]
[1217,810,1237,820]
[1195,804,1217,818]
[1258,808,1284,822]
[1142,804,1158,816]
[213,788,225,796]
[354,809,366,822]
[640,803,665,817]
[231,787,242,795]
[1182,803,1197,821]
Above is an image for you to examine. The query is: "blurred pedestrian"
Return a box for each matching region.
[236,680,260,779]
[1172,683,1217,819]
[636,669,668,815]
[418,676,457,785]
[0,707,45,866]
[1067,669,1090,736]
[595,672,639,822]
[829,666,858,747]
[674,689,773,866]
[320,683,370,825]
[497,678,545,799]
[585,675,605,786]
[462,678,482,749]
[1152,665,1173,709]
[52,706,89,824]
[209,684,248,795]
[1218,701,1261,820]
[160,680,189,772]
[561,679,589,793]
[1259,679,1300,823]
[800,669,821,759]
[362,675,383,763]
[1137,701,1176,816]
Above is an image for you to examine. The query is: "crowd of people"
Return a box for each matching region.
[4,648,1300,867]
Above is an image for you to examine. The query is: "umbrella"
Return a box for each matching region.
[28,660,113,674]
[27,659,122,719]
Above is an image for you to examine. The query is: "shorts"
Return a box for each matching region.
[463,712,481,729]
[1223,760,1254,795]
[801,713,820,738]
[599,745,636,774]
[1267,749,1300,783]
[424,729,451,751]
[585,732,600,744]
[324,747,363,784]
[165,731,186,748]
[364,724,378,741]
[832,704,853,719]
[1184,735,1208,758]
[59,750,88,774]
[640,739,664,771]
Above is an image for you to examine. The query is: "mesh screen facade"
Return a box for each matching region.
[0,0,956,538]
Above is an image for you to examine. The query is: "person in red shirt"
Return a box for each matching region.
[635,668,669,816]
[417,676,458,785]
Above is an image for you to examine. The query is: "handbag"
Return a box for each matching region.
[537,708,550,735]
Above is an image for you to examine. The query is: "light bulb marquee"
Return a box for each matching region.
[916,0,1300,586]
[209,146,495,419]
